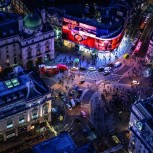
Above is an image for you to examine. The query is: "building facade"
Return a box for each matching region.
[0,66,51,141]
[0,9,55,70]
[0,0,12,12]
[47,1,130,52]
[128,96,153,153]
[145,32,153,66]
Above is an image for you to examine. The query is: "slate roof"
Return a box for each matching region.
[0,12,20,38]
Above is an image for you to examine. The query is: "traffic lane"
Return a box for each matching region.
[82,89,95,104]
[118,76,132,84]
[114,65,131,75]
[42,77,56,86]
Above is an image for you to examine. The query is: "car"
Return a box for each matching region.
[114,61,122,68]
[104,67,111,71]
[66,104,72,110]
[98,67,104,72]
[80,66,87,71]
[103,70,111,76]
[107,63,114,67]
[79,80,85,84]
[132,80,140,85]
[80,110,87,117]
[88,67,96,71]
[71,66,78,71]
[123,53,129,59]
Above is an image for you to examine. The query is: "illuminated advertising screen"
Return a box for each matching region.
[62,18,123,51]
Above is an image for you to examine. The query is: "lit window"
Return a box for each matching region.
[19,115,25,124]
[7,119,13,129]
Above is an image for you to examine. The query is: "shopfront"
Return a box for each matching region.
[79,45,97,57]
[63,40,75,48]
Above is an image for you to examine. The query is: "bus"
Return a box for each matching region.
[134,41,142,54]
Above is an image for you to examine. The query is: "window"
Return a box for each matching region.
[19,115,25,124]
[13,44,15,47]
[6,50,8,53]
[6,54,9,58]
[43,104,48,115]
[7,119,13,129]
[32,108,38,119]
[14,58,17,64]
[36,50,41,55]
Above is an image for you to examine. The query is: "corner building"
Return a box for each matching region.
[129,96,153,153]
[0,66,51,141]
[0,9,55,70]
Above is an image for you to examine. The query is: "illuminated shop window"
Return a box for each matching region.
[7,119,13,129]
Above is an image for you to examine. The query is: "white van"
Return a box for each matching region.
[70,99,75,107]
[114,61,122,68]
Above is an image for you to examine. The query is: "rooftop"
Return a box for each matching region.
[0,66,50,119]
[133,96,153,118]
[33,132,77,153]
[0,12,20,38]
[33,132,96,153]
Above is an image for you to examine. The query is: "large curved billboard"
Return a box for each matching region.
[62,18,124,51]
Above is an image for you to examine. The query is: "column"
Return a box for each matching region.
[48,100,51,122]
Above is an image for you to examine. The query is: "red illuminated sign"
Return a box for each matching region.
[62,18,123,51]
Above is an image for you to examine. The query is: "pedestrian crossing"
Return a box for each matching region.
[84,71,122,82]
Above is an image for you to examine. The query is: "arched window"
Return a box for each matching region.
[7,118,13,129]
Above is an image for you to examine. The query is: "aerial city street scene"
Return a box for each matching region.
[0,0,153,153]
